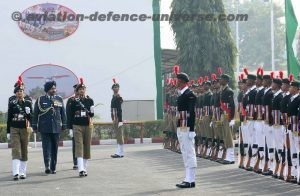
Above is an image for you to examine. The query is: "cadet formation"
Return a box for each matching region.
[6,76,124,180]
[5,65,300,188]
[163,65,300,187]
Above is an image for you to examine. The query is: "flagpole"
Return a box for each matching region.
[270,0,275,71]
[235,0,240,74]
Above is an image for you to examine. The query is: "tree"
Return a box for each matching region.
[223,0,286,71]
[170,0,237,86]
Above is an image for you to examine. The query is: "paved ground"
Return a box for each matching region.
[0,144,300,196]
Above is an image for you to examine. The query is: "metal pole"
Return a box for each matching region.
[235,0,240,74]
[270,0,275,71]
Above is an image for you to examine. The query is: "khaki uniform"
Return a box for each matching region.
[74,125,92,159]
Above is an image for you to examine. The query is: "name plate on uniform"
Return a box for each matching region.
[81,111,87,117]
[18,114,24,120]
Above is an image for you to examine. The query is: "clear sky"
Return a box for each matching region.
[161,0,300,49]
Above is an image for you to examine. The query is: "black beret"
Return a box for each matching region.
[247,74,256,80]
[282,78,290,84]
[14,86,24,94]
[204,81,212,86]
[257,75,263,80]
[272,78,282,85]
[220,74,231,82]
[44,81,56,92]
[112,83,120,89]
[176,73,189,83]
[14,82,24,88]
[76,84,86,91]
[291,81,300,88]
[263,75,271,80]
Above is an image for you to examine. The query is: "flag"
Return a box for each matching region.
[285,0,300,78]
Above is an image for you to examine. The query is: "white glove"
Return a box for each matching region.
[69,129,73,138]
[209,122,213,127]
[25,107,30,114]
[118,122,123,127]
[7,133,10,140]
[188,132,196,140]
[229,120,235,127]
[90,106,95,113]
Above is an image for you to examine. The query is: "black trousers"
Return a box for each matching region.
[72,137,77,165]
[41,133,60,171]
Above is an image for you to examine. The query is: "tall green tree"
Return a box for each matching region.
[170,0,237,85]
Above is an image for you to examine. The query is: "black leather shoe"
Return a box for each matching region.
[84,171,88,176]
[79,171,85,177]
[111,154,124,158]
[20,175,26,179]
[238,165,245,169]
[73,165,78,170]
[278,175,284,180]
[176,181,195,188]
[13,174,19,181]
[51,170,56,174]
[222,160,235,165]
[255,169,262,174]
[290,177,297,183]
[245,167,253,171]
[45,168,51,174]
[262,170,273,176]
[272,173,278,178]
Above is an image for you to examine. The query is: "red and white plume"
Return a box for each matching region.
[18,75,23,83]
[270,72,274,79]
[211,73,217,81]
[80,77,84,84]
[113,78,117,84]
[173,65,180,75]
[240,73,244,80]
[217,67,223,75]
[289,74,294,82]
[257,68,261,75]
[279,71,284,80]
[204,76,209,82]
[198,77,203,84]
[243,68,249,75]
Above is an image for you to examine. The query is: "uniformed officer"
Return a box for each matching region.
[32,81,67,174]
[174,71,197,189]
[242,68,257,170]
[253,68,265,173]
[201,77,212,158]
[210,74,222,161]
[7,80,33,180]
[238,74,246,168]
[279,76,292,180]
[67,78,94,177]
[286,78,300,183]
[219,74,235,164]
[261,74,274,175]
[66,84,79,170]
[8,76,32,105]
[196,78,204,157]
[110,78,125,158]
[270,73,283,178]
